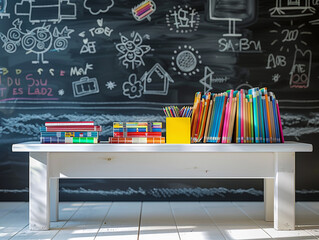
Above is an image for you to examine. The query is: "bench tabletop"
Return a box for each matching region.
[12,141,313,153]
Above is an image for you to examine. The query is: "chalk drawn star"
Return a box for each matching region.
[199,66,214,93]
[272,73,280,82]
[58,89,65,96]
[105,81,117,90]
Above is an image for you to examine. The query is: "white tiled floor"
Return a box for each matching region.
[1,202,319,240]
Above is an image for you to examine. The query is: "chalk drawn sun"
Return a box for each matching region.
[171,45,202,76]
[272,73,280,83]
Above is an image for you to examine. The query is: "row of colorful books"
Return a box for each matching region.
[191,88,284,143]
[40,121,101,144]
[109,122,165,144]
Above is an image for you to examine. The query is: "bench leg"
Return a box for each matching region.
[50,178,59,222]
[264,178,274,222]
[274,152,295,230]
[29,152,50,230]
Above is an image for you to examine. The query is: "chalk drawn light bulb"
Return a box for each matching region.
[289,48,312,88]
[132,0,156,21]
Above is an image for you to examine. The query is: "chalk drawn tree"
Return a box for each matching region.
[0,19,74,64]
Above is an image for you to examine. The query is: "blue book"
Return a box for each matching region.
[210,95,221,143]
[262,97,270,143]
[271,95,280,143]
[40,131,99,138]
[258,91,265,143]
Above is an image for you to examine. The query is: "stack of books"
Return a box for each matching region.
[191,87,284,144]
[109,122,165,144]
[40,121,101,144]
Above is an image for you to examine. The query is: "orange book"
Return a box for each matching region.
[198,93,211,142]
[264,93,273,143]
[191,92,201,142]
[194,99,205,143]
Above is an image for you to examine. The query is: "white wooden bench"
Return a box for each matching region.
[12,141,312,231]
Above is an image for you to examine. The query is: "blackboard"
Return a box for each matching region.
[0,0,318,201]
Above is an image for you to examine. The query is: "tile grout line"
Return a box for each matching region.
[93,201,114,240]
[51,201,85,240]
[200,202,228,240]
[137,201,143,240]
[7,202,29,240]
[296,202,319,240]
[232,202,273,239]
[168,201,182,240]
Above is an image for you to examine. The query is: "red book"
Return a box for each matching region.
[45,121,94,126]
[40,125,102,132]
[114,132,162,137]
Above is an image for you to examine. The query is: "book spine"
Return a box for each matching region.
[45,121,94,126]
[276,100,285,143]
[40,131,99,138]
[40,126,102,132]
[113,132,162,137]
[109,137,165,144]
[41,137,98,144]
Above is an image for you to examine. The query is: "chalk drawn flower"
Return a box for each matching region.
[122,74,143,99]
[115,32,151,69]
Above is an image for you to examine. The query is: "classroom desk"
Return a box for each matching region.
[12,141,312,231]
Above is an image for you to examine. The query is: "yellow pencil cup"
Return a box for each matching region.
[166,117,191,144]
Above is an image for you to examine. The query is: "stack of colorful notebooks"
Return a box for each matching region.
[40,121,101,144]
[191,88,284,144]
[109,122,165,144]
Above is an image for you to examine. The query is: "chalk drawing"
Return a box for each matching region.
[235,82,254,90]
[269,0,316,17]
[123,74,143,99]
[58,89,64,96]
[115,32,151,69]
[289,48,312,88]
[89,18,113,37]
[80,39,96,54]
[266,54,287,69]
[15,0,76,23]
[72,76,99,97]
[0,0,10,19]
[0,19,73,64]
[269,21,311,53]
[70,63,94,76]
[199,66,229,93]
[141,63,174,95]
[218,38,262,53]
[105,81,117,90]
[309,19,319,25]
[272,73,281,82]
[166,5,200,34]
[132,0,156,22]
[79,31,86,38]
[171,45,201,76]
[84,0,114,15]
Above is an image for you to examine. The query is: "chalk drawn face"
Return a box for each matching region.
[115,32,151,69]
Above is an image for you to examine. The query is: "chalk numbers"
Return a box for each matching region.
[281,29,299,42]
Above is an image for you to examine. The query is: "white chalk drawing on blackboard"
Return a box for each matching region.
[105,81,117,90]
[72,76,99,98]
[84,0,114,15]
[0,0,10,19]
[58,89,64,96]
[122,74,143,99]
[0,19,73,64]
[171,45,201,76]
[89,18,113,37]
[132,0,156,22]
[166,5,200,34]
[235,82,253,90]
[80,39,96,54]
[79,31,86,38]
[70,63,94,76]
[15,0,76,23]
[141,63,174,95]
[269,0,316,17]
[309,19,319,25]
[266,54,287,69]
[269,21,311,53]
[115,32,151,70]
[199,66,229,93]
[289,48,312,88]
[272,73,281,82]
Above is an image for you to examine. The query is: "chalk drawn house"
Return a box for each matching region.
[141,63,174,95]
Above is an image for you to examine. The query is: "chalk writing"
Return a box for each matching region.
[0,19,73,64]
[37,68,66,76]
[105,81,117,90]
[84,0,114,15]
[132,0,156,22]
[141,63,174,95]
[166,5,200,34]
[89,18,113,37]
[70,63,94,76]
[0,0,10,19]
[123,74,143,99]
[115,32,151,69]
[72,76,99,97]
[218,38,262,53]
[270,0,316,17]
[171,45,201,76]
[290,48,312,88]
[15,0,76,23]
[272,73,281,82]
[266,54,286,69]
[80,39,96,54]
